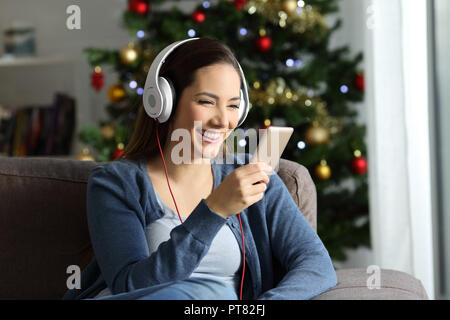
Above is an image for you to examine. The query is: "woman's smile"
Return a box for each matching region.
[196,128,223,144]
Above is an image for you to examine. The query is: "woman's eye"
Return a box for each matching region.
[199,100,238,109]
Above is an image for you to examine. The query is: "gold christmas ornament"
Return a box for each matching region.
[305,123,329,145]
[120,43,139,65]
[101,124,115,140]
[315,160,331,180]
[77,148,95,161]
[107,84,127,103]
[282,0,298,15]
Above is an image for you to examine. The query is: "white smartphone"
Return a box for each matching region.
[249,126,294,175]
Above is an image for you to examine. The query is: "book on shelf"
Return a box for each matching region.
[0,92,76,157]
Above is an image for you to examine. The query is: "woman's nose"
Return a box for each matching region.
[213,105,229,127]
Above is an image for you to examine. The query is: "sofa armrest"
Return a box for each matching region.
[277,158,317,232]
[313,268,429,300]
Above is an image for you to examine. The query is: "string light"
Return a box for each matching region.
[340,85,349,94]
[286,58,295,67]
[297,141,306,149]
[137,30,145,38]
[239,28,248,36]
[129,80,137,89]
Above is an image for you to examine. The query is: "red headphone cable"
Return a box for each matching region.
[154,119,245,300]
[237,212,245,300]
[155,119,183,224]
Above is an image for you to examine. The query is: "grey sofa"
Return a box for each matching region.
[0,156,428,299]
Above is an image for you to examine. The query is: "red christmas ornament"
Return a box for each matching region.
[191,10,206,23]
[354,73,365,92]
[255,36,272,52]
[91,69,104,92]
[112,145,125,160]
[128,0,148,15]
[233,0,247,10]
[351,156,368,175]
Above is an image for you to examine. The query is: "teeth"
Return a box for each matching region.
[199,130,221,140]
[203,131,220,140]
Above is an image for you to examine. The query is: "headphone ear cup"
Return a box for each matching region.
[157,76,176,123]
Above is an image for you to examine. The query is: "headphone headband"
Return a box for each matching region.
[143,38,249,127]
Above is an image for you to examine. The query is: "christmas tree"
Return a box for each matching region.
[80,0,369,262]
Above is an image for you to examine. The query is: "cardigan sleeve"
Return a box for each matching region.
[86,164,227,295]
[257,172,337,300]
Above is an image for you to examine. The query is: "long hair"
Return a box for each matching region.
[120,37,243,162]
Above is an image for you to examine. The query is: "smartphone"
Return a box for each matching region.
[249,126,294,175]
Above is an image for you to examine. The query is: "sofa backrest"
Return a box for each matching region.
[0,156,316,299]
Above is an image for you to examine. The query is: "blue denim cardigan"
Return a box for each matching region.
[62,153,337,300]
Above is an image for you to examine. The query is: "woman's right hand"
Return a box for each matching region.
[205,162,272,219]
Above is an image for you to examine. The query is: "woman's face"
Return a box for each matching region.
[168,63,241,162]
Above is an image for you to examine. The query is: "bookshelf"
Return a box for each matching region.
[0,55,81,157]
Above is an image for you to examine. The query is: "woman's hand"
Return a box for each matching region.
[205,162,272,219]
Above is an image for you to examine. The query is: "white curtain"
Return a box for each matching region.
[365,0,435,299]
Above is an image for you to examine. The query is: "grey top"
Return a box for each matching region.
[94,190,242,299]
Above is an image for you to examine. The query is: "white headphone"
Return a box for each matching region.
[143,37,249,127]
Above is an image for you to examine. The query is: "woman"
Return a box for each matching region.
[63,37,337,300]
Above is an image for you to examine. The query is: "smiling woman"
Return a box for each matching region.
[63,37,337,301]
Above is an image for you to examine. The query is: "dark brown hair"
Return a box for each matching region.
[120,37,242,162]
